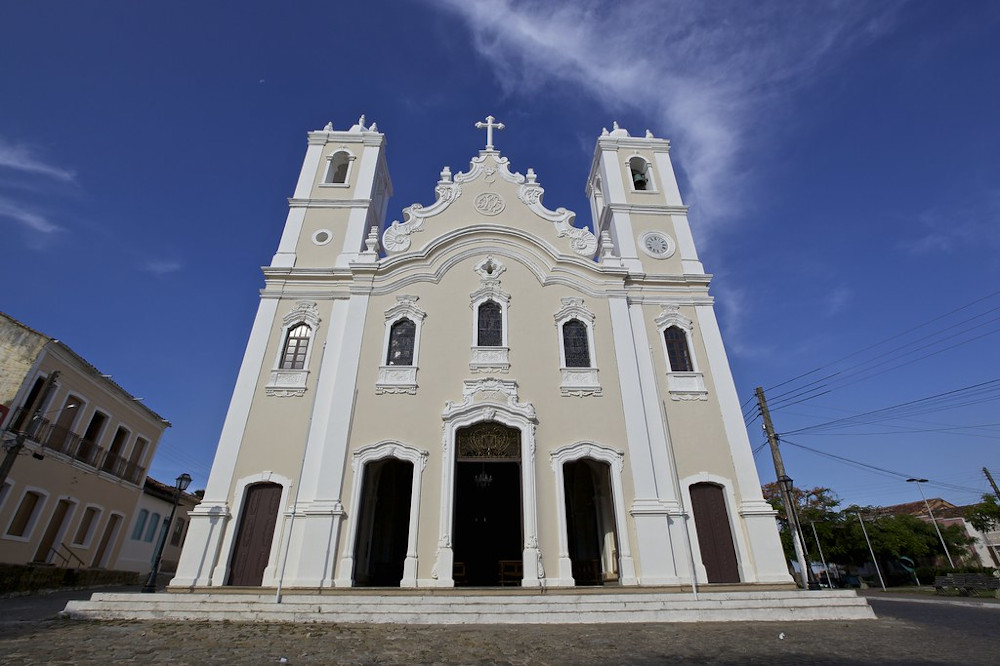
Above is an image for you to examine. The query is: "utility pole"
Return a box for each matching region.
[0,371,60,488]
[756,386,814,590]
[984,467,1000,500]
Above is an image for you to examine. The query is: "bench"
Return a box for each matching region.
[933,573,1000,596]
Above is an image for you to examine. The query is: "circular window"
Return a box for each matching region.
[639,231,675,259]
[312,229,333,246]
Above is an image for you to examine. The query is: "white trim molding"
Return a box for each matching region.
[429,379,541,587]
[655,304,707,400]
[469,256,511,373]
[376,296,427,395]
[553,298,602,397]
[266,301,321,397]
[335,441,429,587]
[680,472,752,584]
[211,471,293,588]
[549,442,636,586]
[320,147,357,187]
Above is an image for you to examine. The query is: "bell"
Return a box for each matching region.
[632,170,647,190]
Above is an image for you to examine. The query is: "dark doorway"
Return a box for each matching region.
[353,458,413,586]
[453,422,522,587]
[564,460,620,585]
[33,499,74,563]
[228,482,282,586]
[91,513,122,568]
[690,483,740,583]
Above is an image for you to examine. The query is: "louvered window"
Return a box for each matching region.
[663,326,693,372]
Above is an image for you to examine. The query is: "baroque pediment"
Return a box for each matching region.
[382,150,597,258]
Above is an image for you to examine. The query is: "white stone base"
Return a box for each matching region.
[63,589,875,624]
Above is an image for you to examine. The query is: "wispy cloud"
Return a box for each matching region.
[901,192,1000,256]
[141,259,183,275]
[0,138,76,182]
[0,196,61,234]
[431,0,898,234]
[825,287,853,318]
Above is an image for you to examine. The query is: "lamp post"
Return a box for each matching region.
[906,478,955,569]
[142,472,192,593]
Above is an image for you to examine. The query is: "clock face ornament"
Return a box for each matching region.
[640,232,675,258]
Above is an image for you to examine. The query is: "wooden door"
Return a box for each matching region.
[228,482,282,586]
[690,483,740,583]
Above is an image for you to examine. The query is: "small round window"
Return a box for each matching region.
[312,229,333,246]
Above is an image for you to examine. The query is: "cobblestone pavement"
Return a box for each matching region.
[1,591,998,665]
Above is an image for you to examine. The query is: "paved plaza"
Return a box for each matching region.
[0,589,997,664]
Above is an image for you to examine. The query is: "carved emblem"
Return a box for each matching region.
[474,192,506,216]
[456,421,520,460]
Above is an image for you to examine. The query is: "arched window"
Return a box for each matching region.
[562,319,591,368]
[663,326,693,372]
[280,323,311,370]
[131,509,149,540]
[629,156,650,191]
[326,151,351,184]
[386,318,416,366]
[144,512,161,542]
[477,301,503,347]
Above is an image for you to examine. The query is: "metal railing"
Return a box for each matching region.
[6,407,146,484]
[48,543,86,569]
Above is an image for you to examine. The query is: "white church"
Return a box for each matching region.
[171,115,794,592]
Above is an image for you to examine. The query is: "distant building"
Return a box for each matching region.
[174,117,790,591]
[116,477,199,575]
[880,497,1000,568]
[0,312,169,570]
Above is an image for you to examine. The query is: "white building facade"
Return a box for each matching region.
[173,117,791,591]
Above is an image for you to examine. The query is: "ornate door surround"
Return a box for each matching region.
[431,379,541,587]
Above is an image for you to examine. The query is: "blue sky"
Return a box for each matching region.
[2,1,998,510]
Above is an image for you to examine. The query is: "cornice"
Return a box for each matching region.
[606,203,689,215]
[597,136,671,152]
[288,197,372,209]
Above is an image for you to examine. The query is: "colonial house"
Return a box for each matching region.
[0,312,169,572]
[115,476,199,576]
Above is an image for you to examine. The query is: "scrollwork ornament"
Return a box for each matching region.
[474,192,506,216]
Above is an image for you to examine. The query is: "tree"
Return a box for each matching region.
[965,494,1000,534]
[762,483,841,564]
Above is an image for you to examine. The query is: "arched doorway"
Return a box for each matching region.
[353,458,414,586]
[690,482,740,583]
[453,422,522,586]
[228,482,282,586]
[563,460,619,585]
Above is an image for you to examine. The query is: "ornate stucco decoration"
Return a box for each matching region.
[654,304,708,401]
[517,168,597,257]
[443,378,537,422]
[470,256,511,374]
[381,145,597,258]
[382,166,461,253]
[266,301,321,397]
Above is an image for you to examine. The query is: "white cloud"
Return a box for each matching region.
[0,197,61,234]
[0,138,76,182]
[431,0,899,234]
[141,260,183,275]
[825,287,853,317]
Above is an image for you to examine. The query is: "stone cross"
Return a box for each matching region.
[475,115,505,151]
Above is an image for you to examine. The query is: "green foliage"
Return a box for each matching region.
[965,494,1000,533]
[761,484,974,574]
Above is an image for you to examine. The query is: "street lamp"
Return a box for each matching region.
[906,478,955,569]
[142,472,192,593]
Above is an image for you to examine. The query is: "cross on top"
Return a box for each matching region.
[475,115,505,151]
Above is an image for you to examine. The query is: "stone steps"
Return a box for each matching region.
[63,589,875,624]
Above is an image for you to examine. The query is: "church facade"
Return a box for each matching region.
[172,117,791,590]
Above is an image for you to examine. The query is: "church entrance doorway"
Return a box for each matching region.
[353,458,413,586]
[453,422,522,587]
[228,482,282,586]
[690,482,740,583]
[564,459,619,585]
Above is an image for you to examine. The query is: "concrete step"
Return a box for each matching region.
[63,589,875,624]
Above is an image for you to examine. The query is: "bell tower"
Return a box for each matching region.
[271,116,392,270]
[587,122,704,276]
